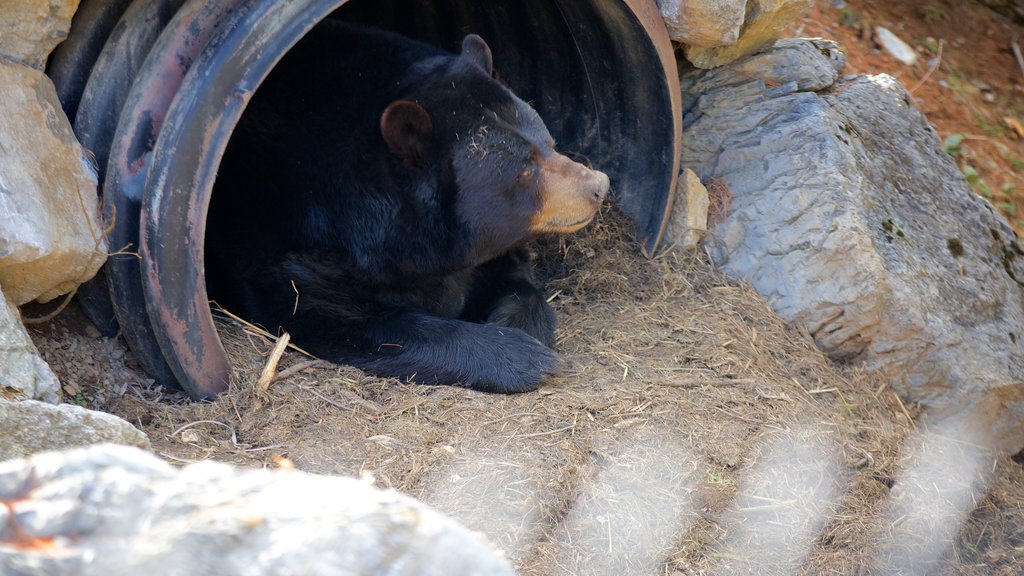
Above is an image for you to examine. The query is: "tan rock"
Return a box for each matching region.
[0,58,107,305]
[684,0,813,69]
[666,168,710,250]
[0,0,81,69]
[657,0,746,48]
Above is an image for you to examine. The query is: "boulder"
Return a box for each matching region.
[0,444,515,576]
[676,0,813,69]
[0,292,59,403]
[657,0,745,48]
[681,38,1024,452]
[0,59,107,306]
[0,0,80,70]
[0,400,149,460]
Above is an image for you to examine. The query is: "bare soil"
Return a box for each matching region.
[26,1,1024,574]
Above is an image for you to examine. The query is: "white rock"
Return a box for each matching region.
[0,59,107,306]
[0,0,80,69]
[0,291,59,403]
[875,27,918,66]
[0,399,149,460]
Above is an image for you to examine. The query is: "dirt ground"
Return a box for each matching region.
[25,1,1024,574]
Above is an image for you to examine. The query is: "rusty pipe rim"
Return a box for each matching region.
[104,0,253,395]
[623,0,683,256]
[55,0,681,400]
[140,0,348,398]
[73,0,189,386]
[48,0,136,123]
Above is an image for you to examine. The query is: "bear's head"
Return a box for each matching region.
[379,34,610,264]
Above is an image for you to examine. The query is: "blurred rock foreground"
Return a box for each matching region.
[0,444,516,576]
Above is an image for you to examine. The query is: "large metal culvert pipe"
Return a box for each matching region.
[48,0,682,400]
[56,0,189,387]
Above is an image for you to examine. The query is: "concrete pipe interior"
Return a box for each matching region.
[49,0,680,400]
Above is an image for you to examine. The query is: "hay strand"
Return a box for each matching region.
[256,332,290,394]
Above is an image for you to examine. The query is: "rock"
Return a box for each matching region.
[0,0,80,69]
[657,0,745,48]
[0,444,516,576]
[683,37,847,96]
[0,59,107,306]
[684,0,813,69]
[0,400,149,460]
[0,292,59,403]
[875,27,918,66]
[665,168,710,250]
[682,38,1024,452]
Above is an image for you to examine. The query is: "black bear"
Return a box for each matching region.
[206,21,609,393]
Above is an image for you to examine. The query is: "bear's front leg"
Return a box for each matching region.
[283,308,556,393]
[462,248,557,348]
[350,312,558,393]
[485,288,557,349]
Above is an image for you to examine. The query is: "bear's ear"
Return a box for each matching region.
[460,34,493,76]
[380,100,433,168]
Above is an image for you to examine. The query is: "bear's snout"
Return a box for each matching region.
[529,153,608,234]
[588,168,611,202]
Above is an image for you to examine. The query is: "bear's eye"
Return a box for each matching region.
[518,166,536,181]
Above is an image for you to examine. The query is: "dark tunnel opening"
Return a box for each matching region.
[207,0,668,335]
[208,0,678,264]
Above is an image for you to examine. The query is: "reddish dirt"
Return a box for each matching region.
[796,0,1024,233]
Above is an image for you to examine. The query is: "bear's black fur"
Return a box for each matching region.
[206,21,609,393]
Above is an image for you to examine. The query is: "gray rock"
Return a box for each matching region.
[0,59,107,306]
[682,38,1024,451]
[0,444,516,576]
[0,400,149,460]
[0,0,79,69]
[0,293,59,403]
[683,37,847,98]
